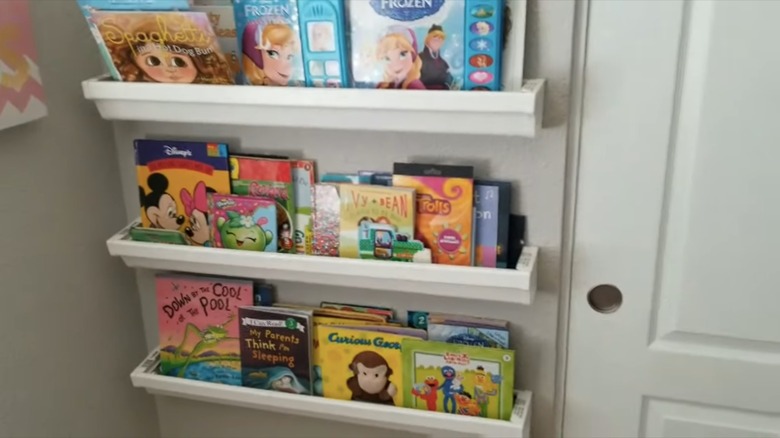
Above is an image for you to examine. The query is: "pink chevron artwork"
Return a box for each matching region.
[0,0,47,131]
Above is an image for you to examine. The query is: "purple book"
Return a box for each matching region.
[475,180,511,268]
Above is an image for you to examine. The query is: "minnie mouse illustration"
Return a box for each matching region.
[139,173,185,230]
[181,181,214,246]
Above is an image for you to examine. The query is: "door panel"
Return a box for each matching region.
[565,1,780,436]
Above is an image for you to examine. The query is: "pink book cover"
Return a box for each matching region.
[156,273,253,385]
[0,0,47,131]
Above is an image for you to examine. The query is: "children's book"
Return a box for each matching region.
[77,0,191,81]
[338,185,417,260]
[192,4,241,82]
[315,326,417,405]
[234,0,305,86]
[312,183,340,256]
[253,283,275,306]
[426,312,509,348]
[339,325,427,339]
[348,0,504,91]
[292,160,316,254]
[393,163,475,266]
[156,273,253,385]
[209,194,278,252]
[274,304,389,323]
[297,0,350,87]
[239,306,313,394]
[129,225,190,245]
[402,339,515,420]
[320,302,395,320]
[474,180,511,268]
[507,214,526,269]
[89,11,235,84]
[229,156,296,253]
[135,140,231,246]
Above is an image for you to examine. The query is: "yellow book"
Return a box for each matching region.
[314,326,414,406]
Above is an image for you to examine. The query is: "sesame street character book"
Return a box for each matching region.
[393,163,474,265]
[135,140,231,246]
[89,11,235,84]
[348,0,504,90]
[338,185,416,259]
[77,0,191,81]
[209,194,278,252]
[315,326,421,406]
[402,338,515,420]
[239,306,313,394]
[156,273,253,385]
[229,156,296,253]
[234,0,305,86]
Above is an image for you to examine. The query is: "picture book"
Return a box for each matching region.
[507,214,526,269]
[253,283,275,306]
[426,312,509,348]
[229,156,296,253]
[474,180,511,268]
[275,304,389,324]
[312,183,340,256]
[315,326,415,406]
[192,4,241,82]
[339,325,427,339]
[89,11,235,84]
[320,302,395,320]
[77,0,191,81]
[348,0,504,90]
[321,173,360,184]
[234,0,305,86]
[129,225,190,245]
[338,185,417,259]
[358,171,393,186]
[135,140,231,246]
[407,310,429,330]
[298,0,350,87]
[393,163,474,265]
[156,274,253,385]
[292,160,316,254]
[209,194,278,252]
[402,339,515,420]
[239,306,313,394]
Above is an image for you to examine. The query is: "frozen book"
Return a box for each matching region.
[348,0,504,90]
[209,194,278,252]
[315,326,419,405]
[234,0,305,86]
[156,274,253,385]
[89,11,235,84]
[338,185,417,260]
[474,180,511,268]
[292,160,316,254]
[230,156,296,253]
[135,140,231,246]
[402,339,515,420]
[393,163,474,265]
[239,306,313,394]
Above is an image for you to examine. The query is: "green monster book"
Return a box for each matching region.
[402,339,515,421]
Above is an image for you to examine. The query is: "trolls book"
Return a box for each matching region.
[229,156,295,253]
[393,163,474,265]
[156,274,253,385]
[135,140,230,246]
[239,306,313,394]
[338,185,415,259]
[315,326,421,406]
[89,11,235,84]
[402,339,514,420]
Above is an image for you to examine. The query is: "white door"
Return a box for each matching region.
[564,1,780,436]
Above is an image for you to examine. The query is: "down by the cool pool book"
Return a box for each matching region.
[156,274,253,385]
[402,339,515,420]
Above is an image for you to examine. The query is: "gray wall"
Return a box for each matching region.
[111,1,574,436]
[0,3,158,437]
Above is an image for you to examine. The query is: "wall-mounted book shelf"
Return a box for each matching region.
[107,221,538,305]
[81,76,545,137]
[132,349,532,438]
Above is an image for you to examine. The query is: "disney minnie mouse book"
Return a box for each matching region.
[135,140,231,246]
[88,11,235,84]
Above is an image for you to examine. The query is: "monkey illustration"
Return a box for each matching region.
[346,351,396,405]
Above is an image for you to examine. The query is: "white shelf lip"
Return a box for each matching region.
[132,349,532,438]
[82,76,545,137]
[107,221,538,305]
